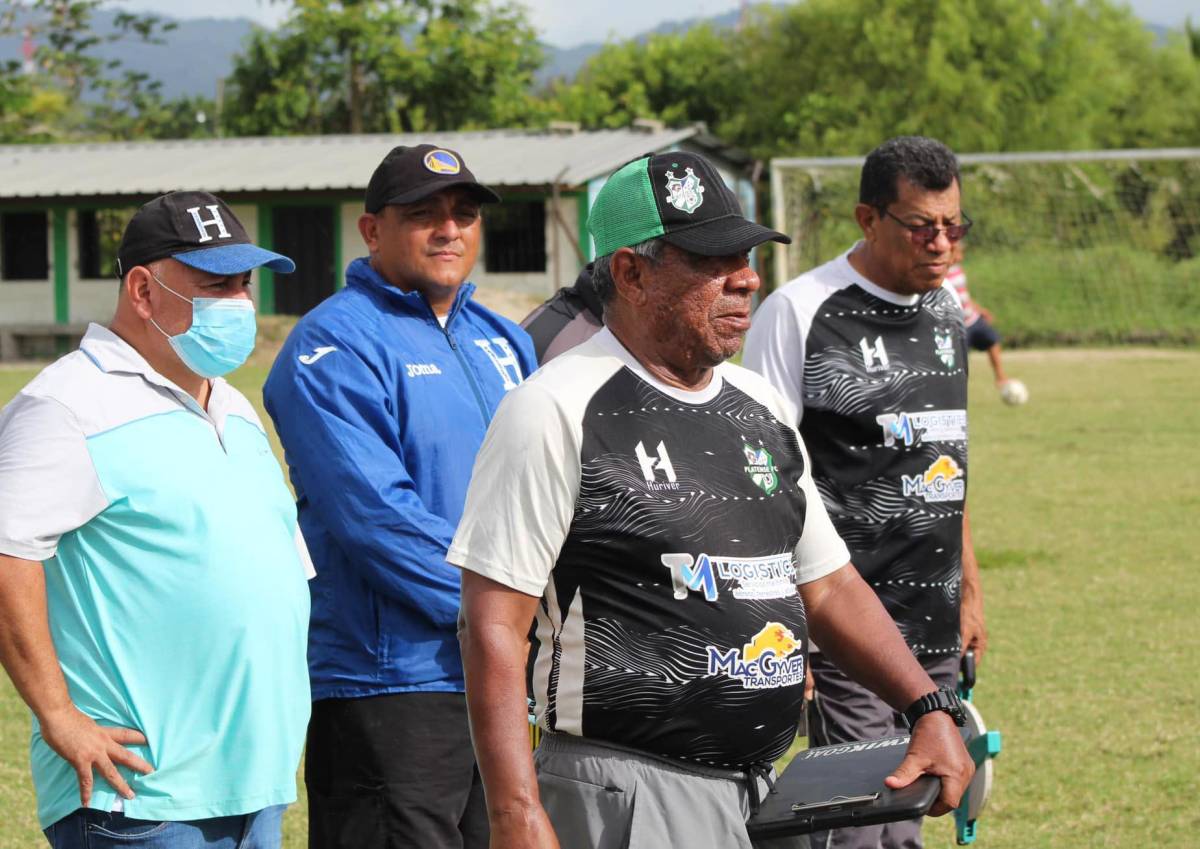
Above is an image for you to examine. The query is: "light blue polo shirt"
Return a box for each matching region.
[0,324,311,829]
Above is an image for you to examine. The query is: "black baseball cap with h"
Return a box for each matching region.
[587,151,789,256]
[115,191,295,279]
[365,144,501,212]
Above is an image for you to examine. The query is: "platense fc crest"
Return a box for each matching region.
[743,444,779,495]
[934,328,956,368]
[664,167,705,214]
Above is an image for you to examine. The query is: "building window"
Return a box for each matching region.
[484,201,546,273]
[79,208,133,279]
[1,211,49,281]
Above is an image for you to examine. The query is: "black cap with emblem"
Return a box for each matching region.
[115,190,295,279]
[365,144,501,212]
[587,150,789,257]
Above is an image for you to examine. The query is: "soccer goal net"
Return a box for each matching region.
[769,149,1200,346]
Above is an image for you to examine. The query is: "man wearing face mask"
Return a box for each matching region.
[0,191,313,848]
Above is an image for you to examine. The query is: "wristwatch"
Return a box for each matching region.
[902,687,967,729]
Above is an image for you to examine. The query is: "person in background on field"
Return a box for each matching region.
[520,261,603,364]
[263,144,536,849]
[944,241,1014,389]
[744,136,986,849]
[0,192,311,848]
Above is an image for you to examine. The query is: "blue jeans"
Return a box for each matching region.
[43,805,285,849]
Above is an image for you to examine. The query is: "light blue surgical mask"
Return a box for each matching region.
[149,272,257,378]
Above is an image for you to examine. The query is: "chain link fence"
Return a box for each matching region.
[769,149,1200,346]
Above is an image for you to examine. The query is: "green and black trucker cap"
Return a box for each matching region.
[587,151,790,257]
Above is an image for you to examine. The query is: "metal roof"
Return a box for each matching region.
[0,127,706,200]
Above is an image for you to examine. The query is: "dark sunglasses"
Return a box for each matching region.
[879,207,973,244]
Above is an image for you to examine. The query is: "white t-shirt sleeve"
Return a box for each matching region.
[792,438,851,585]
[0,393,109,561]
[743,290,808,423]
[447,382,580,597]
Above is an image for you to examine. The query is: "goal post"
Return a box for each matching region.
[769,148,1200,346]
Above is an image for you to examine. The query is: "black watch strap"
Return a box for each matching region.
[902,686,966,729]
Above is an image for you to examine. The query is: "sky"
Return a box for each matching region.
[114,0,1196,47]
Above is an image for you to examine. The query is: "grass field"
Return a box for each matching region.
[1,347,1198,848]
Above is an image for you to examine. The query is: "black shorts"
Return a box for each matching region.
[965,317,1001,351]
[305,692,487,849]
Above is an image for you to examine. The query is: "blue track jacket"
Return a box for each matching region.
[263,257,536,699]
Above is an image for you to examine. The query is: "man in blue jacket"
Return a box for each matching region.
[264,144,536,849]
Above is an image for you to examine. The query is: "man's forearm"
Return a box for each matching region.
[959,508,988,659]
[0,555,153,803]
[0,555,74,721]
[961,509,983,600]
[461,618,542,815]
[459,570,550,831]
[459,572,561,849]
[801,565,935,711]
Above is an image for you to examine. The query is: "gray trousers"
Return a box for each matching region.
[534,733,803,849]
[807,653,959,849]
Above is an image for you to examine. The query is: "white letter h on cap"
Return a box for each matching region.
[187,205,232,243]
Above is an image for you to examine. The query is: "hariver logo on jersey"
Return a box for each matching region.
[660,552,796,602]
[902,455,965,502]
[934,328,956,368]
[664,167,705,214]
[742,443,779,495]
[859,336,890,372]
[635,440,680,491]
[423,149,461,174]
[875,409,967,447]
[707,622,805,690]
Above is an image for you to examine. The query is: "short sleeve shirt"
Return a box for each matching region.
[743,248,968,656]
[945,264,980,325]
[449,329,848,768]
[0,325,311,828]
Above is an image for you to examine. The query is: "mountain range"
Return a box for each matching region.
[0,6,1177,103]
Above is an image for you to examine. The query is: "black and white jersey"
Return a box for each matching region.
[449,329,849,768]
[743,247,968,657]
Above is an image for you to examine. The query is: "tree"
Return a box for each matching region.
[537,0,1200,158]
[0,0,181,141]
[0,61,70,142]
[224,0,544,136]
[537,24,741,131]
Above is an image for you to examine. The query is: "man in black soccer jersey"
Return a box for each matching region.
[448,151,974,849]
[519,261,603,364]
[744,136,987,849]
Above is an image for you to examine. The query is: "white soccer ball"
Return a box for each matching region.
[999,379,1029,406]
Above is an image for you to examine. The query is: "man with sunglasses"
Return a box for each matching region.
[744,136,986,849]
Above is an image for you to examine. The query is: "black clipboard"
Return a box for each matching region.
[746,735,940,839]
